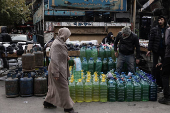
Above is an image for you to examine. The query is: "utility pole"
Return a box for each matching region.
[133,0,136,33]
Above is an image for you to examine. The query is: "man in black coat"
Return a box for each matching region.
[102,32,114,45]
[146,16,168,85]
[158,19,170,105]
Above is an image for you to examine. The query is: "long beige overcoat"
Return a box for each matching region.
[45,28,74,109]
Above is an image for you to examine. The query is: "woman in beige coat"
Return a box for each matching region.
[43,28,78,113]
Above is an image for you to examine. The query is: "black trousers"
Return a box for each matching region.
[152,51,165,85]
[161,57,170,98]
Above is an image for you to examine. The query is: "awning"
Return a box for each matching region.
[141,0,162,12]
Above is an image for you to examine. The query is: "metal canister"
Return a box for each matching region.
[34,71,47,96]
[20,72,33,97]
[22,49,35,71]
[5,73,19,98]
[34,48,44,68]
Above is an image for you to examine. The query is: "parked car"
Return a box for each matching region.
[10,34,33,42]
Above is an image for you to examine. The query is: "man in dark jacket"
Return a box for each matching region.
[102,32,114,44]
[158,19,170,105]
[114,26,140,74]
[0,26,12,42]
[146,16,167,83]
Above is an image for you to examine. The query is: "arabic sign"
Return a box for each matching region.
[45,10,85,16]
[49,0,127,11]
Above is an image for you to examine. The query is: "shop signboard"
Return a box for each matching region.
[44,10,85,16]
[33,4,44,25]
[49,0,127,11]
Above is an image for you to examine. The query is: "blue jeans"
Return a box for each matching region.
[116,53,135,74]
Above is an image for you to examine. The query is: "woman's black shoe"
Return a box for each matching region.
[43,101,57,109]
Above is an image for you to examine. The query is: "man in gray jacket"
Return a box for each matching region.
[158,19,170,105]
[114,26,140,74]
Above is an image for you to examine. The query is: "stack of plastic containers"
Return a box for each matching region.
[108,78,117,102]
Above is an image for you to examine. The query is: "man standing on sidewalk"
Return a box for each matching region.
[114,26,140,74]
[158,19,170,105]
[146,16,167,87]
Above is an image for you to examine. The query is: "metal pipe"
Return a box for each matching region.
[133,0,136,33]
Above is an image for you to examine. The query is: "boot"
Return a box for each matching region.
[43,101,57,109]
[64,109,78,113]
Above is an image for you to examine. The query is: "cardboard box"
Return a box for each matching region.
[68,51,80,56]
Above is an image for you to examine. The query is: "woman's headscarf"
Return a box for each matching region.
[57,27,71,42]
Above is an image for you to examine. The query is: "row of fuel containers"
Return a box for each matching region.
[5,67,48,97]
[22,46,44,72]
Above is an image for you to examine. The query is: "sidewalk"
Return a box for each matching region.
[0,80,170,113]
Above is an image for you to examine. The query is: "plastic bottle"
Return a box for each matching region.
[88,58,94,74]
[133,80,142,101]
[84,79,92,102]
[100,78,107,102]
[149,80,157,101]
[76,79,84,102]
[117,80,125,102]
[108,78,117,102]
[80,47,86,61]
[68,57,74,66]
[102,58,108,74]
[68,66,73,80]
[108,58,114,71]
[111,45,116,61]
[92,78,100,102]
[74,58,82,83]
[82,58,88,74]
[91,46,98,62]
[74,58,82,71]
[125,79,133,102]
[105,46,111,58]
[86,47,92,61]
[98,47,105,61]
[141,79,149,101]
[81,71,86,85]
[95,57,102,73]
[69,79,76,102]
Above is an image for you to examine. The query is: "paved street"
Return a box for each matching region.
[0,80,170,113]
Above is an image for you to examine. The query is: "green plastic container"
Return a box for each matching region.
[95,58,102,73]
[91,46,98,62]
[141,79,149,101]
[76,79,84,102]
[125,79,133,102]
[69,79,76,102]
[117,80,125,102]
[68,57,74,66]
[98,47,105,61]
[82,58,88,74]
[92,78,100,102]
[80,47,86,61]
[86,47,92,61]
[100,79,107,102]
[102,58,108,74]
[105,47,111,58]
[133,80,142,101]
[108,58,114,71]
[108,78,117,102]
[84,79,92,102]
[88,58,94,74]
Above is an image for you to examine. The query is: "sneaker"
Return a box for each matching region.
[157,87,163,93]
[43,101,57,108]
[158,97,170,105]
